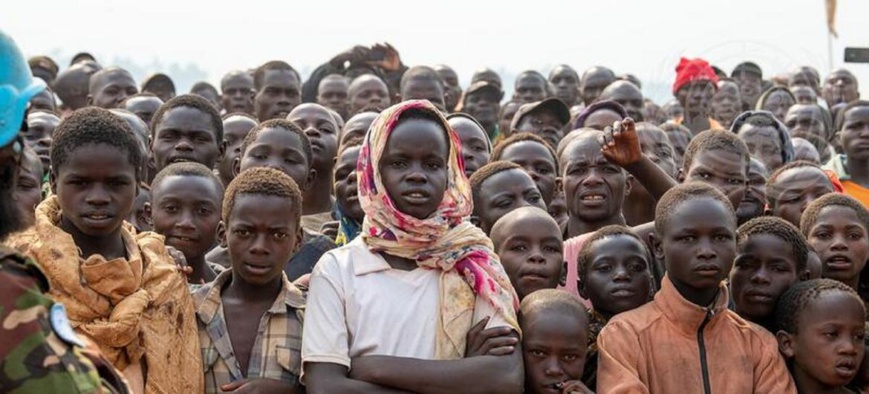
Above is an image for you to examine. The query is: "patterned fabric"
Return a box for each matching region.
[334,205,361,247]
[357,99,520,359]
[193,269,305,394]
[8,195,204,393]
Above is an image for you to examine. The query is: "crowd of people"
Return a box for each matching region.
[2,29,869,394]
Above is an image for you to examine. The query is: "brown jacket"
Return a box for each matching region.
[597,275,795,394]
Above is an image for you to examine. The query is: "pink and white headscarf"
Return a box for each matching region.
[357,100,520,359]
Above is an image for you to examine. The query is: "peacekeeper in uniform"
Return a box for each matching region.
[0,29,129,394]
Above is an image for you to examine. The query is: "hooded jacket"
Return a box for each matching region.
[597,275,795,394]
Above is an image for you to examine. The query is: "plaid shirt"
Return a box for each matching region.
[193,269,305,393]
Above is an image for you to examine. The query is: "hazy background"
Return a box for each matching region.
[3,0,867,103]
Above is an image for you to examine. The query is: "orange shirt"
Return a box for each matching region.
[842,180,869,207]
[597,276,796,394]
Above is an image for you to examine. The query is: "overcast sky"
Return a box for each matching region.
[3,0,867,103]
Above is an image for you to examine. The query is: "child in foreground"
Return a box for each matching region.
[302,100,523,393]
[775,279,866,394]
[520,289,593,394]
[194,167,306,393]
[596,182,795,393]
[10,107,202,393]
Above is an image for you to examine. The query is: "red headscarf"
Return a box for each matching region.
[673,57,719,94]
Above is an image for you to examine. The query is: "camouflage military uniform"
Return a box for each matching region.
[0,245,127,393]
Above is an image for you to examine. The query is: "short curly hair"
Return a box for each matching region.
[222,167,303,225]
[775,278,864,334]
[681,129,749,173]
[800,193,869,237]
[150,94,223,142]
[737,216,809,272]
[519,288,588,326]
[254,60,300,91]
[577,225,652,285]
[239,119,312,167]
[654,182,735,236]
[491,132,558,173]
[50,107,142,179]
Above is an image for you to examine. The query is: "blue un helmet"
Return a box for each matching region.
[0,29,46,148]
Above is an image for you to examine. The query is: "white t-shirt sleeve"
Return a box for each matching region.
[301,253,351,371]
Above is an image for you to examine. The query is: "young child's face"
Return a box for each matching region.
[806,206,869,286]
[522,310,588,394]
[225,194,300,285]
[474,169,545,234]
[731,234,799,322]
[768,167,834,227]
[54,144,137,237]
[561,138,628,224]
[683,148,747,210]
[781,291,865,389]
[334,146,363,223]
[449,118,490,179]
[581,235,652,317]
[151,106,222,171]
[494,214,563,300]
[14,150,44,227]
[238,128,311,189]
[661,198,736,295]
[515,111,565,149]
[499,141,557,204]
[151,175,222,261]
[218,116,257,184]
[288,105,339,171]
[379,119,448,220]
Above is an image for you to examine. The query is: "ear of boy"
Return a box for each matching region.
[649,232,665,262]
[217,221,227,248]
[559,261,567,287]
[775,331,796,358]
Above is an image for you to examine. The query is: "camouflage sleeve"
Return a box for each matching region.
[0,252,106,393]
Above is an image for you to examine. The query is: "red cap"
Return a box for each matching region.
[672,57,719,94]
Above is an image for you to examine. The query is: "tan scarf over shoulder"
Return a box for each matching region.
[9,196,203,393]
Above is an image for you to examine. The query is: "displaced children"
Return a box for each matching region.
[333,138,364,246]
[194,167,307,393]
[217,113,258,187]
[597,182,795,393]
[470,161,546,235]
[490,206,565,300]
[800,193,869,291]
[730,216,809,331]
[10,107,202,393]
[148,162,224,285]
[825,101,869,206]
[520,289,593,394]
[303,100,522,393]
[775,279,866,394]
[577,225,654,389]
